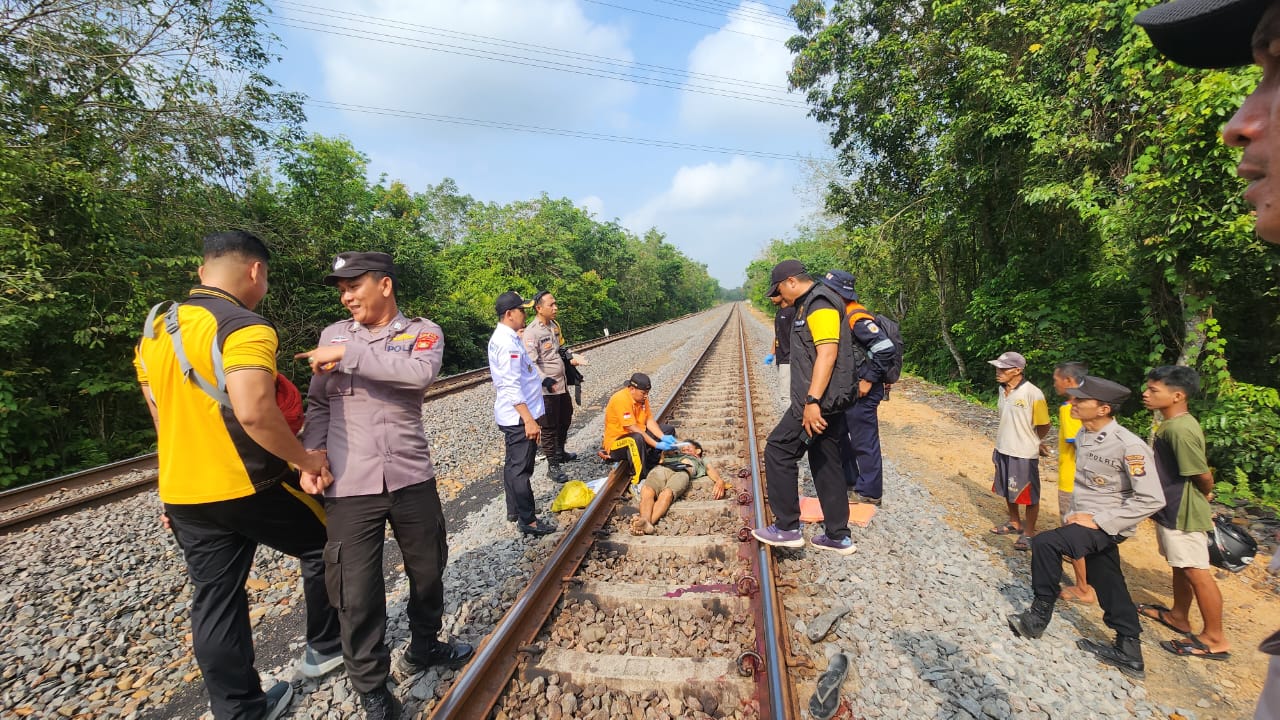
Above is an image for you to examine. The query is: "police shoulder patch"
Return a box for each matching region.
[866,321,879,334]
[414,332,440,352]
[1126,456,1147,477]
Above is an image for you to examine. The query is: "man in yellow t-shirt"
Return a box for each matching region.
[134,231,340,719]
[1053,361,1094,604]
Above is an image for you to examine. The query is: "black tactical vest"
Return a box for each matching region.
[788,282,856,416]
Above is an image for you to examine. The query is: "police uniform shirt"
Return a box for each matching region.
[1070,419,1166,538]
[523,317,567,394]
[842,301,896,383]
[488,322,546,426]
[300,313,444,498]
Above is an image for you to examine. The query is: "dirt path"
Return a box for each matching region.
[882,376,1273,718]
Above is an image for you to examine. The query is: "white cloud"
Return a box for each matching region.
[293,0,635,132]
[577,194,605,218]
[678,1,816,141]
[623,157,806,286]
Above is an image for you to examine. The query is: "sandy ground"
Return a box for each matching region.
[883,376,1274,719]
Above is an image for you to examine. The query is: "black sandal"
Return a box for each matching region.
[809,652,849,720]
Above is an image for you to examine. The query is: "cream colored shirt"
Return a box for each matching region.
[994,379,1050,459]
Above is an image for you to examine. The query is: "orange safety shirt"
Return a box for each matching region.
[603,387,651,449]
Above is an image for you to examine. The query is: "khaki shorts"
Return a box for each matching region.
[1155,524,1210,569]
[643,466,691,498]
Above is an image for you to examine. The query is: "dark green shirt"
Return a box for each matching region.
[1151,414,1213,532]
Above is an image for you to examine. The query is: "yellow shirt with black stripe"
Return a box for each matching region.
[806,307,841,346]
[134,286,291,504]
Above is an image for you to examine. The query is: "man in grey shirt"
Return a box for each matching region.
[297,252,472,720]
[1007,376,1164,678]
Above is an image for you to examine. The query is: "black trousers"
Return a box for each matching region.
[608,423,675,485]
[840,382,885,498]
[538,392,573,461]
[1030,523,1141,638]
[500,420,540,523]
[323,480,447,694]
[763,409,850,540]
[166,477,341,720]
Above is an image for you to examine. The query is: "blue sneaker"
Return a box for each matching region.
[752,524,804,548]
[810,533,856,555]
[298,644,344,679]
[262,680,293,720]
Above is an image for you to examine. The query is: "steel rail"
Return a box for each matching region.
[0,311,707,532]
[736,308,799,720]
[426,306,738,720]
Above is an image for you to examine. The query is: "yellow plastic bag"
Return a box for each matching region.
[550,480,594,512]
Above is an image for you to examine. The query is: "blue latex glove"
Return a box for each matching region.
[764,353,775,365]
[662,434,678,446]
[655,439,675,451]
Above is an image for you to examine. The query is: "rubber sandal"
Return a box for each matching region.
[808,652,849,720]
[1013,534,1032,551]
[990,521,1022,536]
[1136,604,1192,635]
[1161,634,1231,661]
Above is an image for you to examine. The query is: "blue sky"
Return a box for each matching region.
[264,0,833,287]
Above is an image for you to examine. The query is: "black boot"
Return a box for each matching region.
[1077,634,1145,678]
[548,463,569,483]
[1007,597,1055,639]
[359,687,402,720]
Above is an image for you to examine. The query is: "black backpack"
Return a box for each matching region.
[847,307,904,384]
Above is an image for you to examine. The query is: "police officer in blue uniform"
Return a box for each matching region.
[822,270,896,506]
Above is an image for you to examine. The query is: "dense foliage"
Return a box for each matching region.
[0,1,717,486]
[749,0,1280,506]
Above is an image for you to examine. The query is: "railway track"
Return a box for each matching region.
[0,312,699,535]
[428,305,802,720]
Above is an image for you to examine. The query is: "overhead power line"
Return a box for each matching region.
[648,0,797,31]
[304,98,805,162]
[272,17,808,108]
[579,0,791,42]
[275,0,790,94]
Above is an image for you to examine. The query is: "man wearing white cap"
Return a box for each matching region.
[987,351,1051,552]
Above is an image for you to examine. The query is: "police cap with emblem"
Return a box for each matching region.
[1135,0,1269,70]
[324,251,396,285]
[1066,376,1133,406]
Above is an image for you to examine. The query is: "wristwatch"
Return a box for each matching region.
[804,394,820,405]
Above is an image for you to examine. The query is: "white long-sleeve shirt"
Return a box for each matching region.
[487,323,545,426]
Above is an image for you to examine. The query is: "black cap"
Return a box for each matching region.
[767,259,806,298]
[627,372,652,391]
[495,291,527,317]
[323,252,395,285]
[822,269,858,302]
[1066,376,1133,405]
[1135,0,1268,69]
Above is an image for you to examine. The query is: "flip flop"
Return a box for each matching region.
[808,652,849,720]
[1013,534,1032,551]
[1161,634,1231,661]
[1136,604,1192,635]
[990,521,1022,536]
